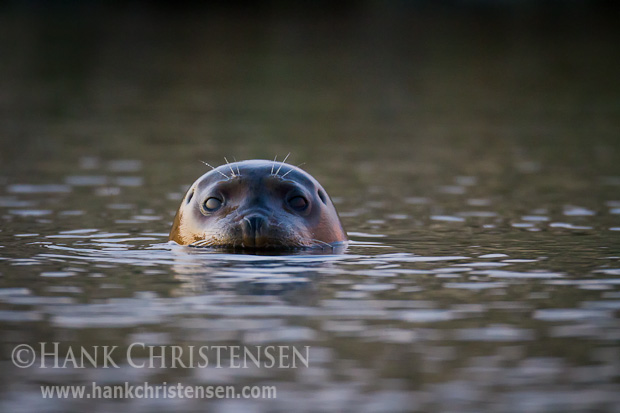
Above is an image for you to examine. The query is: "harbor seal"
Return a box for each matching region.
[169,159,347,250]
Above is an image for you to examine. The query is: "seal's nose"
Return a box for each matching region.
[244,215,264,234]
[241,214,267,247]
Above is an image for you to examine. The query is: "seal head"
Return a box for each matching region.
[169,160,347,250]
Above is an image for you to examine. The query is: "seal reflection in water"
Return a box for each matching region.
[169,160,347,251]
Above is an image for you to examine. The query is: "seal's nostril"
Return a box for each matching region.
[242,215,266,235]
[248,216,263,232]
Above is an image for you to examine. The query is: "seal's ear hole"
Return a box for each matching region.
[186,189,194,204]
[318,189,327,205]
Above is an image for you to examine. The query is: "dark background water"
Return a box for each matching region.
[1,2,619,412]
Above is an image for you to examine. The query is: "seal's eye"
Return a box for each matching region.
[203,197,222,212]
[288,196,308,211]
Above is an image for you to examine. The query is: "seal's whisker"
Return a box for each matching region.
[281,169,293,178]
[282,162,306,178]
[309,238,334,250]
[224,157,236,177]
[271,155,278,175]
[232,156,241,176]
[200,161,230,180]
[192,238,216,248]
[275,152,290,176]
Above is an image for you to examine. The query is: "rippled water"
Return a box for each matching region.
[1,5,620,413]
